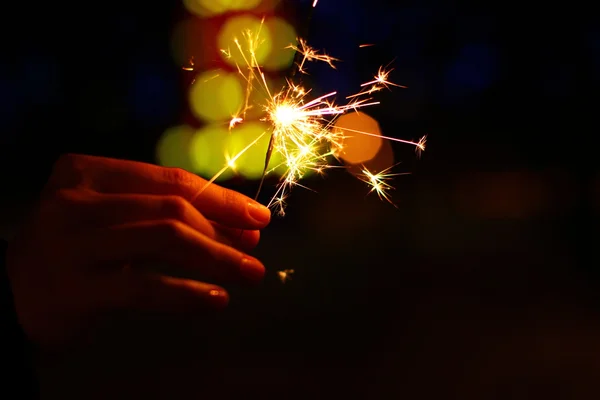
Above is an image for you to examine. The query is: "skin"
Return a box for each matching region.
[5,154,272,349]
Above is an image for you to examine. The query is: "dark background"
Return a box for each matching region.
[1,0,599,398]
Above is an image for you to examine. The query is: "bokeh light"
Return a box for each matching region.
[183,0,264,17]
[263,17,298,71]
[182,0,225,18]
[334,112,383,165]
[190,125,235,181]
[225,122,283,179]
[227,0,263,11]
[189,69,244,122]
[156,125,196,171]
[218,15,272,67]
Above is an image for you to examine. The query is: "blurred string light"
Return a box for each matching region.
[183,0,282,17]
[188,69,244,122]
[159,3,300,180]
[158,0,412,189]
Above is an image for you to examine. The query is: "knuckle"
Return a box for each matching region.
[51,188,84,207]
[53,153,79,172]
[210,242,241,267]
[36,188,92,229]
[161,196,189,220]
[221,188,242,211]
[48,153,89,190]
[164,167,195,194]
[156,219,188,240]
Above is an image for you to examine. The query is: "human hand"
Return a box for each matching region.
[6,154,271,348]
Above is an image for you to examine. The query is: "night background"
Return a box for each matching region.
[1,0,599,398]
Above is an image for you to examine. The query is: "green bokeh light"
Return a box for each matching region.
[189,69,244,123]
[156,125,196,171]
[190,125,235,181]
[218,15,272,67]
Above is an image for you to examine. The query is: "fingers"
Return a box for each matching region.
[99,271,230,312]
[55,190,261,250]
[85,220,266,284]
[57,191,216,239]
[51,154,271,230]
[212,223,261,251]
[192,184,271,230]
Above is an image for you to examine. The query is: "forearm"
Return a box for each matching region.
[1,240,39,398]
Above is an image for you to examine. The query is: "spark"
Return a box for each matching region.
[229,116,243,130]
[360,66,407,90]
[277,269,295,283]
[220,48,232,59]
[359,44,375,48]
[286,38,339,74]
[358,165,410,206]
[182,57,195,71]
[190,21,426,215]
[416,135,427,158]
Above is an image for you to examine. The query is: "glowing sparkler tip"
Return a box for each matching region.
[273,104,300,127]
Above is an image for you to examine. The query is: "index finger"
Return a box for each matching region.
[52,154,271,229]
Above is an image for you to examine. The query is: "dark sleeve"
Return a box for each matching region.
[1,240,39,398]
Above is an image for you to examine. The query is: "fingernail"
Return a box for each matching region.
[247,202,271,225]
[208,289,229,308]
[240,257,265,282]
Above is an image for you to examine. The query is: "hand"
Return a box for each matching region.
[6,154,271,348]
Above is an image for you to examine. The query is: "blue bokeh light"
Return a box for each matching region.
[443,43,499,101]
[129,66,178,125]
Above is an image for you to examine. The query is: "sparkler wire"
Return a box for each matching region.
[253,0,319,203]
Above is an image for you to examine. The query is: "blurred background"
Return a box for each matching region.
[1,0,599,398]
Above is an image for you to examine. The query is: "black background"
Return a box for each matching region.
[1,0,599,398]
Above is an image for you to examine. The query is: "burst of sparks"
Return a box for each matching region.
[286,38,339,74]
[358,165,410,206]
[187,17,426,215]
[361,66,407,90]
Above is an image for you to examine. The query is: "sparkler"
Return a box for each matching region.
[189,9,426,215]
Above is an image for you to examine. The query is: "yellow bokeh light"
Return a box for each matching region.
[225,122,285,179]
[263,17,297,71]
[252,0,281,12]
[218,15,272,67]
[226,0,262,10]
[156,125,196,171]
[183,0,263,16]
[183,0,227,17]
[240,74,280,120]
[189,69,244,123]
[190,125,235,181]
[334,112,383,164]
